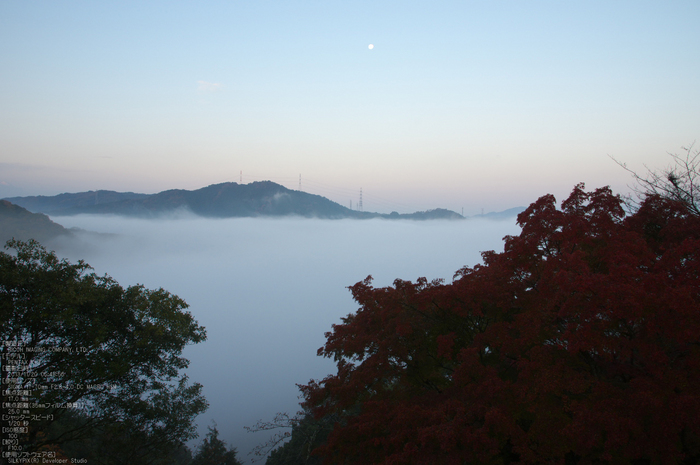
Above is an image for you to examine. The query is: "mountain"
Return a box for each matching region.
[0,200,73,245]
[4,181,466,220]
[3,190,149,214]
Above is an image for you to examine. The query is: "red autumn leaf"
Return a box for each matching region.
[301,184,700,464]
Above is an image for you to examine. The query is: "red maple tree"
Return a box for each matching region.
[300,184,700,464]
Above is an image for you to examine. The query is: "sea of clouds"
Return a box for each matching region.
[50,214,522,461]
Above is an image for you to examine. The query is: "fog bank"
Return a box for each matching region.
[50,215,521,461]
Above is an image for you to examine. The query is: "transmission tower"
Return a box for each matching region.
[359,188,363,212]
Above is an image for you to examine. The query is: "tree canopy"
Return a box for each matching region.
[246,409,338,465]
[300,184,700,464]
[0,239,208,462]
[191,425,243,465]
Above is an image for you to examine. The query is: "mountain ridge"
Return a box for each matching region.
[0,200,73,245]
[4,181,470,220]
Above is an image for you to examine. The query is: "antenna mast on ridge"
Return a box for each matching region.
[359,188,363,212]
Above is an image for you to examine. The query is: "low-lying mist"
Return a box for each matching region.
[50,215,522,461]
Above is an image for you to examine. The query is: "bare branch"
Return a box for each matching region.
[244,411,302,462]
[610,142,700,216]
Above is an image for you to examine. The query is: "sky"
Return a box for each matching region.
[1,1,699,214]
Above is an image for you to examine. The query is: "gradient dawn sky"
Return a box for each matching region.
[1,1,699,214]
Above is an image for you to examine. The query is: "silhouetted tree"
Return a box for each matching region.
[191,425,242,465]
[246,409,339,465]
[0,239,208,461]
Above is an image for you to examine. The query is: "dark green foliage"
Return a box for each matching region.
[265,413,338,465]
[47,409,195,465]
[0,239,208,461]
[191,425,242,465]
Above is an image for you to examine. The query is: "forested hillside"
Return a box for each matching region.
[0,200,71,244]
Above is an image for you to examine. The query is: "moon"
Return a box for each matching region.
[368,44,374,50]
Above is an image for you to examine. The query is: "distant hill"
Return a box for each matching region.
[4,181,467,220]
[0,200,73,245]
[4,190,149,214]
[470,207,526,220]
[386,208,465,220]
